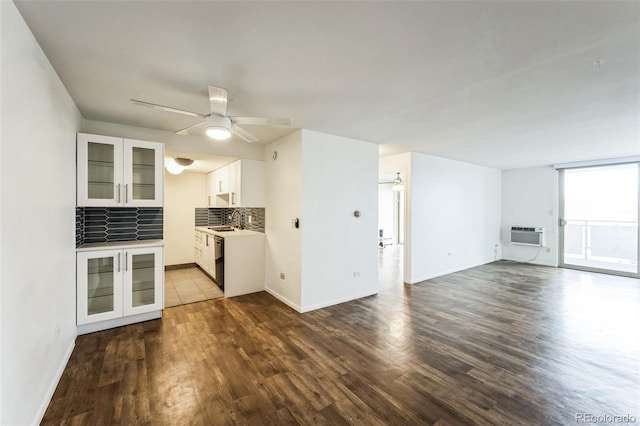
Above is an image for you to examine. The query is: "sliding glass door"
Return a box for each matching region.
[559,163,639,277]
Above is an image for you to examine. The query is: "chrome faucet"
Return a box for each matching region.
[229,209,242,229]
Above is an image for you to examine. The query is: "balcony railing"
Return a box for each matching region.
[564,220,638,273]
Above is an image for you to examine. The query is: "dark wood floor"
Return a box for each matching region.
[43,258,640,425]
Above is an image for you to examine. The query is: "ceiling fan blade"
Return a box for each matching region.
[130,99,207,118]
[230,116,291,127]
[175,121,206,135]
[208,86,228,116]
[230,123,258,143]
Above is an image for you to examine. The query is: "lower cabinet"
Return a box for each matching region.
[195,230,216,279]
[77,245,164,330]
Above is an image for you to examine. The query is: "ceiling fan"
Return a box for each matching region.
[130,85,291,143]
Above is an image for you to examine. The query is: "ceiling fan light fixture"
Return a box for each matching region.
[174,157,194,167]
[166,159,185,175]
[206,115,232,140]
[206,127,231,140]
[392,172,404,191]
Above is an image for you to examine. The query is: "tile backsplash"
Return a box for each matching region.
[75,208,84,247]
[195,207,265,233]
[76,207,163,246]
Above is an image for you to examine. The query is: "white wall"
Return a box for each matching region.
[164,171,207,266]
[300,130,379,311]
[501,166,558,266]
[264,131,303,310]
[1,2,82,424]
[381,152,502,284]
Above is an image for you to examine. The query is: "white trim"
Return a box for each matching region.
[553,156,640,170]
[264,287,302,313]
[501,256,557,267]
[299,290,379,313]
[32,339,75,426]
[77,310,162,335]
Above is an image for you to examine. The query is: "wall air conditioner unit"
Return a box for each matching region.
[510,226,545,247]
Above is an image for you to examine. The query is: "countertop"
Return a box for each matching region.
[76,239,164,252]
[195,226,264,238]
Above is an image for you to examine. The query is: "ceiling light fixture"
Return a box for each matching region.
[205,115,232,140]
[392,172,404,191]
[166,157,194,175]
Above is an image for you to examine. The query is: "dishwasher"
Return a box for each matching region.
[214,235,224,290]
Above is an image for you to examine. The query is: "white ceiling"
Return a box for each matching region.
[164,151,235,174]
[15,1,640,169]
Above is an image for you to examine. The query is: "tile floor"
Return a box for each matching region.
[164,267,224,308]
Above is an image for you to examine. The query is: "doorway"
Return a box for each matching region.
[378,173,405,286]
[559,163,639,277]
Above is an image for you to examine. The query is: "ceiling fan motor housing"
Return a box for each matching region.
[208,114,231,130]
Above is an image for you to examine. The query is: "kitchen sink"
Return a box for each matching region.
[208,226,235,232]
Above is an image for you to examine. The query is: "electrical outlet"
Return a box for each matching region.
[353,271,360,278]
[447,252,452,256]
[280,272,285,280]
[54,325,61,339]
[546,247,551,253]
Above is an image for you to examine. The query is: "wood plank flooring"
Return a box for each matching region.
[42,260,639,425]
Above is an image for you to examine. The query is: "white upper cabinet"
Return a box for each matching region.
[215,165,230,195]
[228,161,240,207]
[77,133,123,206]
[229,159,265,208]
[123,139,164,207]
[77,133,164,207]
[206,159,265,208]
[206,172,217,206]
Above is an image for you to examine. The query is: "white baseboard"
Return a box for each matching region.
[300,289,379,313]
[409,260,494,284]
[500,256,557,267]
[33,338,75,425]
[77,311,162,335]
[264,287,302,312]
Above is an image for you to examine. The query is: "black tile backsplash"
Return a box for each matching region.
[76,207,163,246]
[195,207,265,233]
[195,208,208,226]
[75,208,84,247]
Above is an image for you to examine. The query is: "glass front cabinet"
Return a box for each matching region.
[77,246,164,326]
[77,133,164,207]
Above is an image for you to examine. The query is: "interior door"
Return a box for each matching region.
[559,163,639,277]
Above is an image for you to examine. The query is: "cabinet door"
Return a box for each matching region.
[229,161,241,207]
[195,231,205,267]
[123,247,164,315]
[207,172,217,206]
[77,250,123,324]
[233,159,265,208]
[204,233,216,279]
[215,165,230,195]
[123,139,164,207]
[77,133,123,207]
